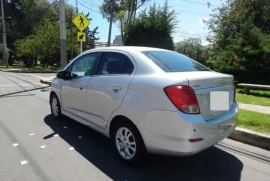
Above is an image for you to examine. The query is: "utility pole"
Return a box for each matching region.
[107,0,114,47]
[70,15,73,60]
[75,0,82,53]
[1,0,8,68]
[59,0,67,69]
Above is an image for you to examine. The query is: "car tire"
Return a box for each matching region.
[112,121,147,165]
[50,94,62,120]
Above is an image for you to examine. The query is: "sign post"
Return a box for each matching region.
[72,13,90,53]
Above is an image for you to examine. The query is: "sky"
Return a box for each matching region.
[66,0,224,46]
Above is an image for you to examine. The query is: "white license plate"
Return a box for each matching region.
[210,91,229,111]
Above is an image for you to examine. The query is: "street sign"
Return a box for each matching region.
[72,13,90,32]
[77,32,86,42]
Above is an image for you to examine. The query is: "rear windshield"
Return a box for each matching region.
[142,51,211,72]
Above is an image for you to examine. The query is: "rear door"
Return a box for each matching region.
[86,51,136,129]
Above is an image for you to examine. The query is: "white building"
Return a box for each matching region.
[113,35,123,46]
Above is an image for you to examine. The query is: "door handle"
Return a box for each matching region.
[112,86,121,92]
[79,87,83,90]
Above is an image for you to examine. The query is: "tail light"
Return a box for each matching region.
[233,81,236,102]
[164,85,200,114]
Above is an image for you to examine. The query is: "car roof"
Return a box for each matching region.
[86,46,172,53]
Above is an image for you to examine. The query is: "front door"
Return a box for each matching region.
[86,51,136,129]
[61,52,99,120]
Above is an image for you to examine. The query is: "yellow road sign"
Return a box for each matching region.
[77,32,86,42]
[72,13,90,32]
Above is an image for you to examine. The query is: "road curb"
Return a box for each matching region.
[229,127,270,151]
[40,77,54,86]
[0,69,58,73]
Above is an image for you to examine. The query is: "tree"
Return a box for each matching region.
[14,19,80,67]
[83,13,100,50]
[175,38,212,65]
[99,0,149,45]
[123,0,177,50]
[3,0,77,63]
[206,0,270,83]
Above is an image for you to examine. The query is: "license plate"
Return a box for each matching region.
[210,91,229,111]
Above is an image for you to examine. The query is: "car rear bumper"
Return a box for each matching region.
[137,102,239,156]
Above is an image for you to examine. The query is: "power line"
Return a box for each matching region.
[181,0,218,8]
[176,9,211,17]
[178,31,207,37]
[80,0,100,8]
[77,0,100,13]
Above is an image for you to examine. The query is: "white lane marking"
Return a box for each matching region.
[0,78,17,80]
[39,145,46,149]
[19,160,28,165]
[29,133,35,136]
[78,136,83,139]
[23,74,43,79]
[0,84,31,87]
[68,147,74,151]
[11,143,19,147]
[63,126,67,129]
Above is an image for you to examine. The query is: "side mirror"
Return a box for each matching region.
[57,70,71,80]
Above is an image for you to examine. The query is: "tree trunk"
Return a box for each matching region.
[120,19,124,45]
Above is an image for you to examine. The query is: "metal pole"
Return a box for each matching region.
[80,42,82,53]
[1,0,8,68]
[70,16,73,60]
[107,0,114,47]
[59,0,67,69]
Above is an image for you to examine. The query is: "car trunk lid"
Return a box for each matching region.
[166,71,235,120]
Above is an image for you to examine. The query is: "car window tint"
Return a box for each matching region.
[71,53,98,76]
[142,51,211,72]
[97,52,134,75]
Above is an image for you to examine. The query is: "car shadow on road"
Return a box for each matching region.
[44,114,243,181]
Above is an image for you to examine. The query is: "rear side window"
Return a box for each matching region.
[142,51,211,72]
[97,52,134,75]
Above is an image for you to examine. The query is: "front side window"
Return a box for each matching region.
[70,52,99,77]
[142,51,211,72]
[96,52,134,75]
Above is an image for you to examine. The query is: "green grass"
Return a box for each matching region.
[238,109,270,134]
[236,88,270,107]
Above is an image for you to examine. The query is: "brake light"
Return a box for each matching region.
[164,85,200,114]
[233,81,236,102]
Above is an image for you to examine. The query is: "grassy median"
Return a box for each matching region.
[236,88,270,107]
[238,109,270,134]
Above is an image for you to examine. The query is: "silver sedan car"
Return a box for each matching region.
[50,46,238,164]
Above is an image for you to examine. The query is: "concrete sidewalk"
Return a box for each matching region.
[239,103,270,114]
[40,76,55,86]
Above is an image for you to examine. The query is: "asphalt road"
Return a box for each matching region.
[0,72,269,181]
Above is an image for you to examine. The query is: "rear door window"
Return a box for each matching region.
[96,52,134,75]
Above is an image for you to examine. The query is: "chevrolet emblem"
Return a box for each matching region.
[220,80,226,86]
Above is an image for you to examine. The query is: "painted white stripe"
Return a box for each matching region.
[0,78,17,80]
